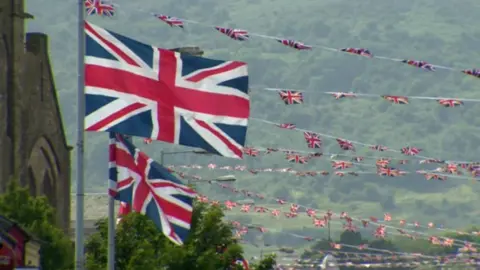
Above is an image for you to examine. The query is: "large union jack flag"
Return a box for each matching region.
[85,21,250,159]
[109,133,197,245]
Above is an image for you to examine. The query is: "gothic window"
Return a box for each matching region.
[27,166,36,196]
[42,172,55,207]
[28,136,60,209]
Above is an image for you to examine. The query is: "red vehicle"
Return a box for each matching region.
[0,216,41,270]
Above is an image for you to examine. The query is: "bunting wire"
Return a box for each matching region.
[194,180,480,247]
[250,117,480,167]
[87,2,480,80]
[84,0,480,255]
[259,87,480,107]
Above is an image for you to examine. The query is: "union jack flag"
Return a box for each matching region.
[303,132,321,148]
[402,60,435,71]
[230,257,249,270]
[462,69,480,78]
[278,90,303,104]
[377,167,399,177]
[154,14,185,28]
[438,99,463,107]
[401,146,422,156]
[286,154,308,164]
[370,145,388,151]
[243,147,259,157]
[85,0,115,17]
[215,27,249,41]
[330,92,356,99]
[116,201,131,224]
[277,39,312,50]
[424,173,447,181]
[276,123,296,129]
[332,161,352,170]
[382,95,409,104]
[84,22,250,159]
[109,133,197,245]
[336,138,355,151]
[340,48,373,58]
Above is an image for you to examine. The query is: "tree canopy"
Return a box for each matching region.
[0,181,74,270]
[85,201,276,270]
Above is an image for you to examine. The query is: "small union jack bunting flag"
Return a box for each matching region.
[382,95,409,104]
[154,14,185,28]
[84,22,250,159]
[215,27,249,41]
[462,69,480,79]
[278,90,303,105]
[276,123,296,129]
[277,39,312,50]
[116,201,131,224]
[109,133,197,245]
[340,48,373,58]
[303,132,321,148]
[437,99,463,107]
[401,60,435,71]
[85,0,115,17]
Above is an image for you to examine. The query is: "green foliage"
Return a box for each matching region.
[249,253,276,270]
[86,202,274,269]
[0,181,74,270]
[340,231,364,246]
[301,230,480,270]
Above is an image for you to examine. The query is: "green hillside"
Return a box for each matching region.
[27,0,480,232]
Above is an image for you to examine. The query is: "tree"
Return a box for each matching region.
[339,231,364,246]
[0,181,74,270]
[249,253,277,270]
[86,201,275,270]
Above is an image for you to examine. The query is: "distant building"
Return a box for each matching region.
[0,0,72,232]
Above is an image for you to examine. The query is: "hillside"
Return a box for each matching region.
[27,0,480,234]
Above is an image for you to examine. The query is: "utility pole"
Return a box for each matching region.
[328,219,331,242]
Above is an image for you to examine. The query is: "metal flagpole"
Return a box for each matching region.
[75,0,86,269]
[107,183,115,270]
[106,135,128,270]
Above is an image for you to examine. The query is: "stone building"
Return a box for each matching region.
[0,0,71,231]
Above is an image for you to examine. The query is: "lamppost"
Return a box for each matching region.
[188,174,236,185]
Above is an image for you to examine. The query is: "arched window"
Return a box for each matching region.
[27,136,60,210]
[42,172,55,207]
[27,166,36,196]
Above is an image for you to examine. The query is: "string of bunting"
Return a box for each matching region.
[291,251,469,262]
[188,177,480,247]
[169,162,478,182]
[86,0,480,257]
[260,87,480,107]
[84,0,480,80]
[86,0,480,170]
[199,194,473,250]
[85,1,480,169]
[276,259,479,269]
[251,118,480,167]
